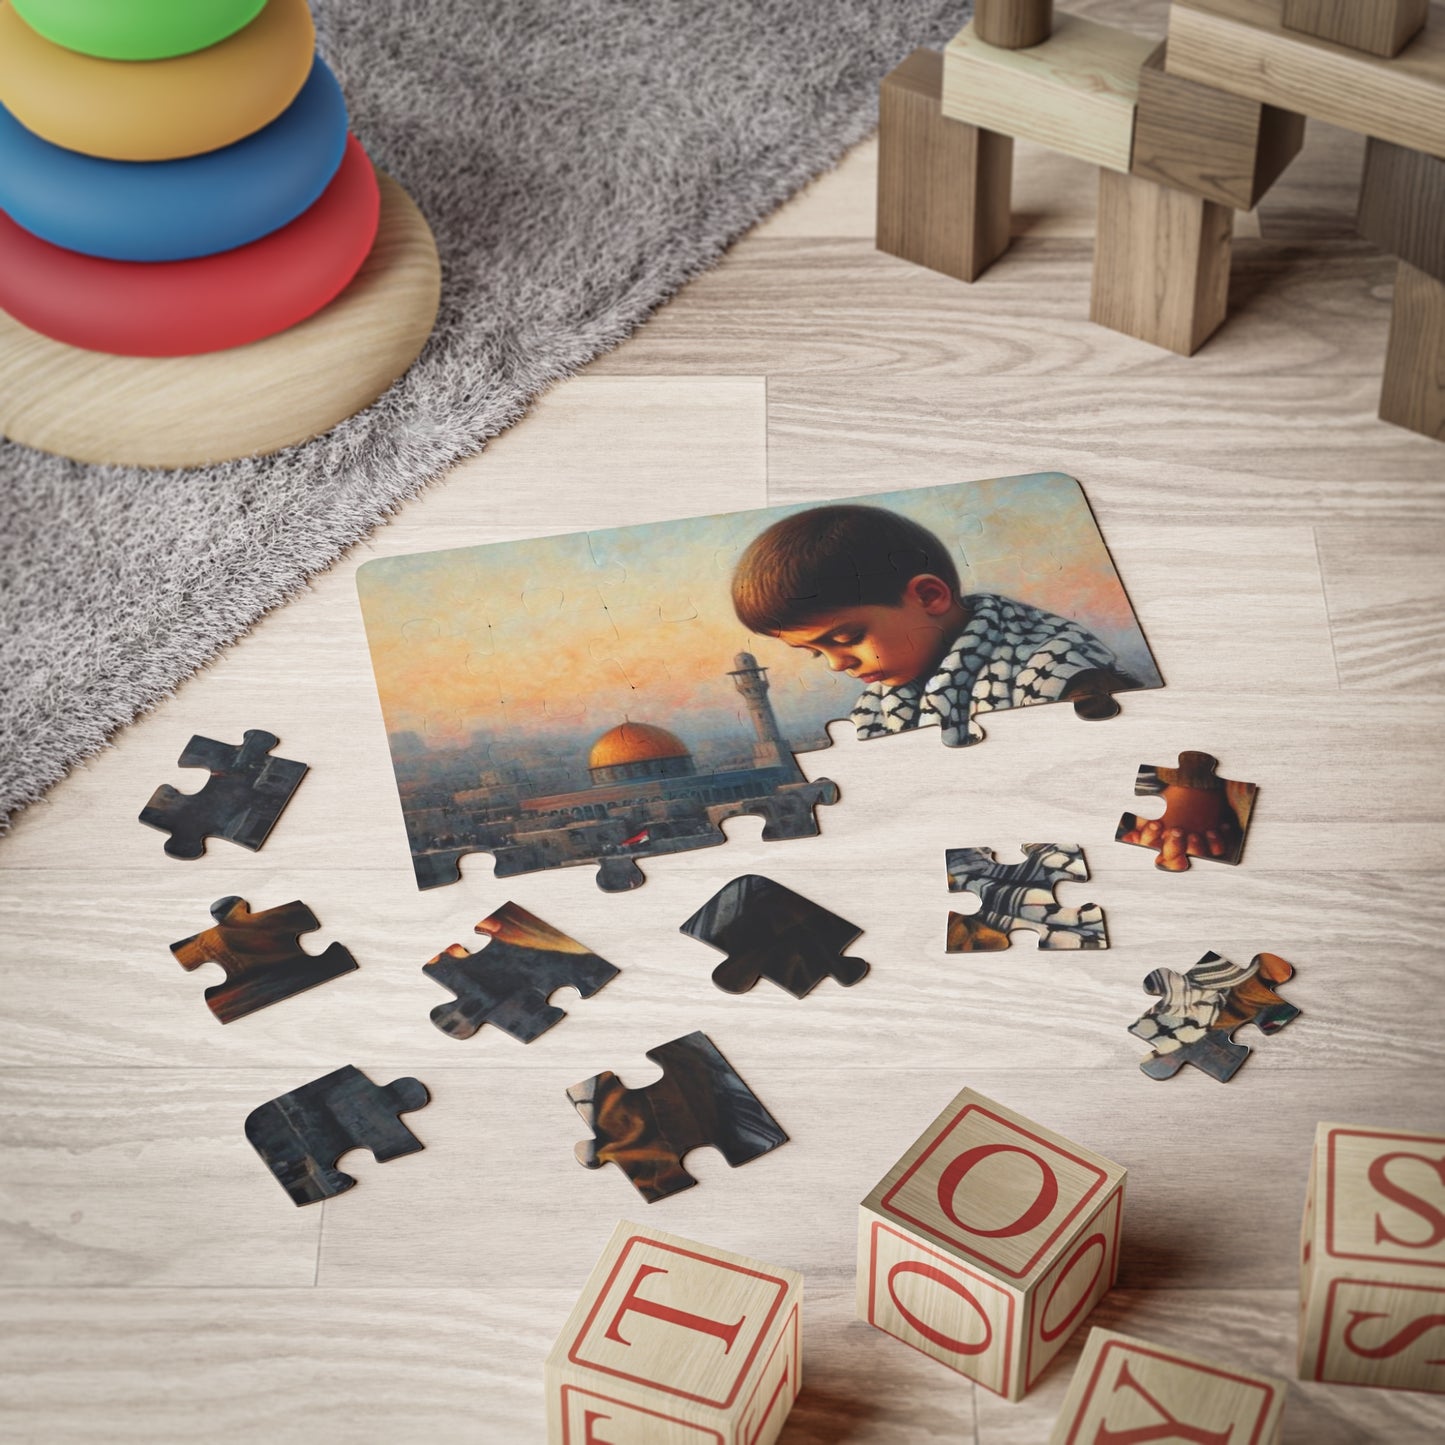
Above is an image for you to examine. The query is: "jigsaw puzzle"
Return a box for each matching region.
[422,900,619,1042]
[170,895,358,1024]
[244,1064,430,1206]
[1129,951,1301,1082]
[138,729,307,859]
[1117,750,1257,872]
[680,874,869,996]
[945,843,1107,951]
[566,1030,788,1201]
[356,473,1162,891]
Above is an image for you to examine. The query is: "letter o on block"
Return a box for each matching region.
[857,1086,1126,1400]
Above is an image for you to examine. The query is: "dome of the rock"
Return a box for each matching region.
[587,722,695,785]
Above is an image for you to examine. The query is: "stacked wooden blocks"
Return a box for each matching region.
[856,1086,1125,1400]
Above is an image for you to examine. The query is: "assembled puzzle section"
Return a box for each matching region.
[1048,1326,1286,1443]
[680,874,869,997]
[1129,950,1300,1081]
[138,728,306,858]
[945,843,1106,951]
[356,473,1162,893]
[422,900,619,1042]
[1117,750,1257,871]
[1299,1120,1445,1393]
[170,894,357,1023]
[545,1221,803,1445]
[858,1085,1126,1400]
[244,1064,430,1207]
[567,1032,788,1203]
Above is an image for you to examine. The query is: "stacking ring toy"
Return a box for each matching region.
[0,0,314,161]
[0,137,380,356]
[0,61,347,260]
[10,0,265,60]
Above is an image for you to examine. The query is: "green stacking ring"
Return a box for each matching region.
[9,0,267,60]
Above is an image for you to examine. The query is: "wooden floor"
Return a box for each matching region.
[3,9,1444,1439]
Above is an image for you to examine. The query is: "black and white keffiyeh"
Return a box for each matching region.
[849,593,1119,747]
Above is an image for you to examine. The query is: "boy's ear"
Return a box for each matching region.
[907,573,955,614]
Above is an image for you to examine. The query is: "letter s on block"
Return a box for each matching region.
[935,1143,1059,1239]
[885,1261,993,1355]
[1343,1310,1445,1366]
[1368,1152,1445,1251]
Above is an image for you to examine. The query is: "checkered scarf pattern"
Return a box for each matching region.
[849,593,1120,747]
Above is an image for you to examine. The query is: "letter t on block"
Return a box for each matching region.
[546,1222,803,1444]
[1300,1120,1445,1394]
[1048,1327,1285,1443]
[857,1086,1125,1400]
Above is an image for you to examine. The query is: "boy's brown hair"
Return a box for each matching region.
[731,504,961,633]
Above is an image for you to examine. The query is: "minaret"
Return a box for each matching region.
[728,652,794,772]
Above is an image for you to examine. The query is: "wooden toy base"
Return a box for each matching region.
[0,172,440,469]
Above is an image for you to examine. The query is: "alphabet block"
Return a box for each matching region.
[546,1222,803,1443]
[876,49,1013,283]
[1282,0,1429,58]
[1379,261,1445,442]
[857,1086,1125,1400]
[942,11,1157,173]
[1299,1121,1445,1392]
[1049,1327,1286,1443]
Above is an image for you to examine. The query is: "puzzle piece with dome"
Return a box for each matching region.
[356,472,1162,890]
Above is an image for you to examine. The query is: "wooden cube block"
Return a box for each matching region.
[1283,0,1428,57]
[942,11,1157,173]
[1049,1327,1286,1443]
[877,49,1014,283]
[1133,41,1305,210]
[1300,1121,1445,1390]
[857,1086,1125,1400]
[546,1222,803,1443]
[1091,167,1233,355]
[1380,261,1445,441]
[1358,137,1445,282]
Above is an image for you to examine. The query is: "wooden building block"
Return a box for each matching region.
[975,0,1055,48]
[1133,42,1306,210]
[857,1086,1125,1401]
[1358,137,1445,281]
[1166,0,1445,161]
[942,12,1157,173]
[1091,167,1233,354]
[877,49,1014,283]
[1299,1120,1445,1390]
[1282,0,1428,57]
[546,1221,803,1443]
[1380,262,1445,440]
[1049,1328,1286,1443]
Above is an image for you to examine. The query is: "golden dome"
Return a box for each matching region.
[588,722,691,770]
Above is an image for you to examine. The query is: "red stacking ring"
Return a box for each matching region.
[0,134,380,356]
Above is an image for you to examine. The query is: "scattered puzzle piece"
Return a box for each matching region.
[139,729,307,859]
[170,895,358,1024]
[244,1065,430,1207]
[945,843,1107,951]
[422,900,619,1042]
[1129,951,1301,1082]
[679,874,869,997]
[567,1030,788,1201]
[1117,750,1257,872]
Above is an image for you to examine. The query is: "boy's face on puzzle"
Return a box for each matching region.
[773,574,964,688]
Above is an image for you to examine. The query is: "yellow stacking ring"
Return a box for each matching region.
[0,0,314,161]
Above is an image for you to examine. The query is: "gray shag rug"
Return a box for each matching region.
[0,0,971,829]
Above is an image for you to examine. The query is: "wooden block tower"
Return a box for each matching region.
[546,1221,803,1443]
[857,1086,1125,1400]
[1299,1120,1445,1394]
[1049,1327,1286,1443]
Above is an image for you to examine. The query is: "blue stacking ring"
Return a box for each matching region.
[0,56,347,262]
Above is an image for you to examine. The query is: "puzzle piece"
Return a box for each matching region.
[1117,750,1258,872]
[244,1065,430,1207]
[422,900,619,1042]
[567,1030,788,1201]
[679,874,869,997]
[1129,951,1301,1082]
[139,729,307,859]
[945,843,1107,951]
[170,895,358,1024]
